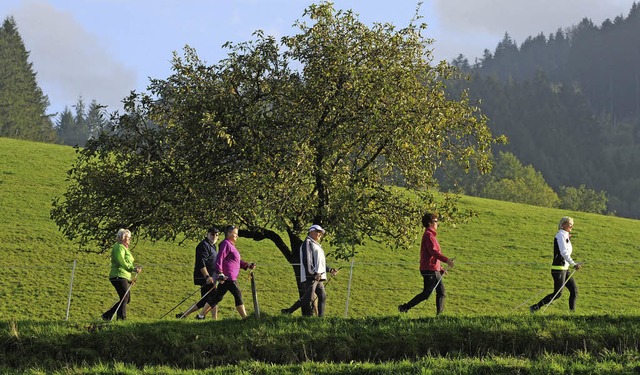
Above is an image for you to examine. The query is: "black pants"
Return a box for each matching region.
[533,270,578,311]
[196,283,216,308]
[103,277,131,320]
[207,280,244,307]
[286,279,327,317]
[402,270,446,314]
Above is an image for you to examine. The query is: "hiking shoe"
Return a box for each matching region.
[398,304,408,313]
[529,305,538,314]
[175,313,184,319]
[280,308,291,315]
[195,314,206,320]
[101,313,110,321]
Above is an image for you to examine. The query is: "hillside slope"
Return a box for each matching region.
[1,136,640,321]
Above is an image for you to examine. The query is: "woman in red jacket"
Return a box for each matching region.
[398,212,455,315]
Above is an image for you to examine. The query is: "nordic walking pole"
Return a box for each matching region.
[111,268,141,322]
[250,271,260,318]
[176,281,218,319]
[540,268,578,313]
[159,285,202,319]
[511,289,546,312]
[310,267,340,311]
[431,258,454,296]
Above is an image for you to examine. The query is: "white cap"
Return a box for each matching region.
[308,224,325,233]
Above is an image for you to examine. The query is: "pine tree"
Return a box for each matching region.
[0,16,55,142]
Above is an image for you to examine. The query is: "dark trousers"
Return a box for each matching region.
[196,283,216,308]
[207,280,244,307]
[286,279,327,317]
[103,277,131,320]
[403,270,446,314]
[534,270,578,311]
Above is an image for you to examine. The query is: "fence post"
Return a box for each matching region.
[65,259,77,321]
[344,257,355,318]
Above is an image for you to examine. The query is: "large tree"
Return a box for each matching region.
[51,3,499,286]
[0,16,55,142]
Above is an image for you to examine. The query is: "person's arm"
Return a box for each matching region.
[195,242,213,283]
[427,235,453,269]
[215,242,228,279]
[557,233,577,267]
[113,244,134,272]
[302,240,315,276]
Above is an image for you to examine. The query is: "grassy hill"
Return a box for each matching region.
[3,136,640,373]
[1,136,639,321]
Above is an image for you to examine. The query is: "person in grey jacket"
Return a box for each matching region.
[176,227,220,319]
[281,224,338,317]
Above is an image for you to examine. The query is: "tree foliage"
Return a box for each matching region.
[51,3,499,272]
[559,184,608,214]
[0,16,55,142]
[442,151,560,208]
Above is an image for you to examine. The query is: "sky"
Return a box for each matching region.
[0,0,637,117]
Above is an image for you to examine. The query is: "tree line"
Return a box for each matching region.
[0,16,108,146]
[445,2,640,218]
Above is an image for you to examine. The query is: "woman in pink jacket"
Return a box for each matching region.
[206,225,255,319]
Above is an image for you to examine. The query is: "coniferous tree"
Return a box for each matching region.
[0,16,55,142]
[55,107,74,144]
[85,100,108,140]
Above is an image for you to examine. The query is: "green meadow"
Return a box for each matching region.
[2,136,640,374]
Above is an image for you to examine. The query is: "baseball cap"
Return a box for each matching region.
[308,224,325,233]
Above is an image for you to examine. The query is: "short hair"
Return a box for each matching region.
[116,228,131,242]
[421,213,438,228]
[558,216,574,230]
[224,225,237,237]
[207,227,220,235]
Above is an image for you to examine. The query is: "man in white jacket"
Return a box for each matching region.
[281,224,337,316]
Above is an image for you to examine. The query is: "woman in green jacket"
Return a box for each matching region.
[101,228,141,320]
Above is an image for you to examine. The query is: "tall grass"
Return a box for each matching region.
[3,136,640,373]
[3,315,640,373]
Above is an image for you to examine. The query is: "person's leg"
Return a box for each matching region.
[565,277,578,311]
[176,284,212,318]
[435,273,446,315]
[206,282,229,312]
[400,271,437,312]
[531,270,566,312]
[227,281,249,319]
[103,278,130,320]
[208,305,219,319]
[283,280,316,315]
[315,282,327,317]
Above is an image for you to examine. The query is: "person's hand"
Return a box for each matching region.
[205,275,213,284]
[314,273,322,281]
[330,268,339,276]
[248,262,256,270]
[134,266,142,273]
[217,273,227,283]
[446,258,455,268]
[440,268,448,276]
[574,262,583,270]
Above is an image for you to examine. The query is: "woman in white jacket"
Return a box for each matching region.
[530,216,583,313]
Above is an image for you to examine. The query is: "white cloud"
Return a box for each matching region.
[11,1,136,115]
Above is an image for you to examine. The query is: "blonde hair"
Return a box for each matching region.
[116,228,131,242]
[558,216,573,230]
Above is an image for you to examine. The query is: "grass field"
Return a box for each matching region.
[2,136,640,373]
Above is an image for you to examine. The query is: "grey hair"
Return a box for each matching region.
[558,216,574,230]
[116,228,132,242]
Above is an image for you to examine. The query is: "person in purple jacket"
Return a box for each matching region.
[206,225,256,319]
